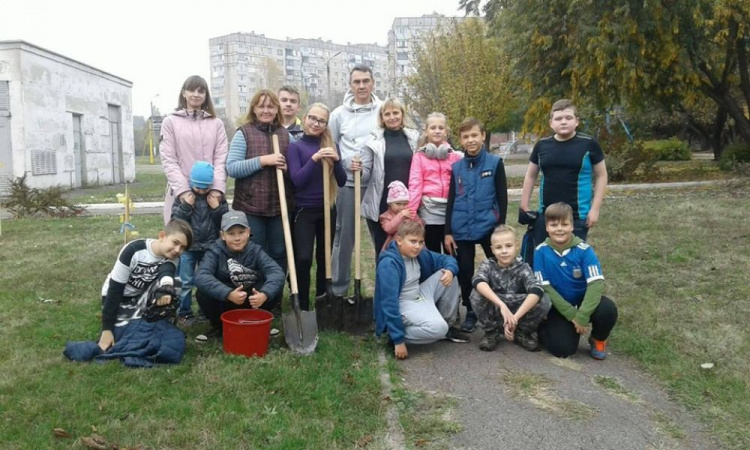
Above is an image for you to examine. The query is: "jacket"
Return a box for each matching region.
[160,109,228,224]
[171,193,228,252]
[64,319,185,368]
[407,149,463,224]
[195,238,285,303]
[449,148,504,241]
[374,241,458,345]
[360,127,420,222]
[328,91,382,186]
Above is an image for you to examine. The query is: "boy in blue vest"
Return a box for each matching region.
[444,117,508,333]
[534,202,618,359]
[375,220,470,360]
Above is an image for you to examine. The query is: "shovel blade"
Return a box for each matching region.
[282,294,318,355]
[343,280,374,335]
[315,293,343,331]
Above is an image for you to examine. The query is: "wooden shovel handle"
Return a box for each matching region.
[323,158,332,278]
[273,135,298,294]
[354,157,361,280]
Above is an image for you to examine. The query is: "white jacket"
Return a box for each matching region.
[360,127,420,222]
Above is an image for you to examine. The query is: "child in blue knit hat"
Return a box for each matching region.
[171,161,228,326]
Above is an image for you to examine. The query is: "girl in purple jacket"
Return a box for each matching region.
[287,103,346,310]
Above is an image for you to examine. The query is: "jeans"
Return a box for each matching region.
[245,214,287,274]
[455,237,493,311]
[178,250,205,317]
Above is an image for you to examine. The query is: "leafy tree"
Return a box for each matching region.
[461,0,750,157]
[403,18,518,141]
[261,57,284,93]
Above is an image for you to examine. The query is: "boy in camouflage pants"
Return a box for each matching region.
[470,226,550,351]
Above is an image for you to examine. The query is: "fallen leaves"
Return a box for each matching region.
[52,428,71,438]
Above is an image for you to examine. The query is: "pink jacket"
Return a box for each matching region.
[380,210,425,251]
[160,110,228,224]
[407,150,463,214]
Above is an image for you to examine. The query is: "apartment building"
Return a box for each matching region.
[209,32,389,121]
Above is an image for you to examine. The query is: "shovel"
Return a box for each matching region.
[274,135,318,354]
[342,157,374,335]
[315,158,344,331]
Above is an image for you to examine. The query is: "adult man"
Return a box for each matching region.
[328,65,382,297]
[278,86,303,142]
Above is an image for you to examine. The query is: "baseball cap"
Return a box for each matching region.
[221,211,249,231]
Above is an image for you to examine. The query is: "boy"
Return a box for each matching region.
[194,211,285,342]
[534,202,618,359]
[98,219,193,351]
[171,161,228,326]
[444,117,508,333]
[520,99,608,248]
[375,221,469,360]
[470,225,550,351]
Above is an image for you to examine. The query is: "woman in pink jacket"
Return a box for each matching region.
[160,75,228,224]
[407,112,463,253]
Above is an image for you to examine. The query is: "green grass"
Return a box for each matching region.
[0,215,385,449]
[502,371,597,421]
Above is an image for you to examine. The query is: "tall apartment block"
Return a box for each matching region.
[209,33,389,121]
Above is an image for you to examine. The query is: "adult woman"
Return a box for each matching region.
[361,98,419,259]
[287,103,346,310]
[226,89,291,308]
[160,75,228,224]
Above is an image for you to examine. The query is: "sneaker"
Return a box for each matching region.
[479,331,501,351]
[588,337,608,360]
[460,311,478,333]
[177,315,196,327]
[194,311,209,324]
[444,327,470,343]
[515,330,541,352]
[195,328,222,343]
[270,327,280,337]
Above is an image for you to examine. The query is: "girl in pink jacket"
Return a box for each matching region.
[407,113,463,253]
[160,75,228,224]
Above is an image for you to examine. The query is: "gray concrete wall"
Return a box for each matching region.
[0,41,134,189]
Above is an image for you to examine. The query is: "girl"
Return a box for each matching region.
[287,103,347,310]
[226,89,291,310]
[407,113,463,253]
[361,98,420,259]
[379,180,424,251]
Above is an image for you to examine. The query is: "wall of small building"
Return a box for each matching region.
[0,42,134,192]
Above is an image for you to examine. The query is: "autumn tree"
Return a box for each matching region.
[403,18,519,142]
[461,0,750,157]
[261,57,284,93]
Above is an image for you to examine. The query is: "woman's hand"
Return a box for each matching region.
[315,147,339,162]
[261,154,287,170]
[180,191,195,206]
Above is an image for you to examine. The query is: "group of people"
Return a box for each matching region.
[70,67,619,366]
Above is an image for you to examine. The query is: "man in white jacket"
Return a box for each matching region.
[328,65,382,297]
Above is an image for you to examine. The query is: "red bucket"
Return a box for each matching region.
[220,309,274,358]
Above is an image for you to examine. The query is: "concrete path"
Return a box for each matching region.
[398,322,715,449]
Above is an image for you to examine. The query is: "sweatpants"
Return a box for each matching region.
[196,290,279,333]
[400,271,460,345]
[456,237,493,312]
[292,206,335,310]
[539,295,618,358]
[332,186,364,296]
[470,291,551,335]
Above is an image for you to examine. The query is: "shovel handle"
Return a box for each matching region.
[323,159,332,278]
[354,157,361,280]
[273,135,298,295]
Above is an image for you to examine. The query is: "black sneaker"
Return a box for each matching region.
[479,331,501,351]
[445,327,470,343]
[177,315,196,327]
[460,311,478,333]
[194,311,209,324]
[195,328,222,343]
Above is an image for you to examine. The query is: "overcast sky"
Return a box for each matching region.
[1,0,466,117]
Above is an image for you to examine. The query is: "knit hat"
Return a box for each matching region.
[386,181,409,204]
[190,161,214,189]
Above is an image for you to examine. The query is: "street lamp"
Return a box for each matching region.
[326,51,342,106]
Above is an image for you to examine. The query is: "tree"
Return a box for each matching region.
[461,0,750,157]
[403,18,519,142]
[261,57,284,93]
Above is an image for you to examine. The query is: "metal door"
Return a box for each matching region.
[108,105,122,184]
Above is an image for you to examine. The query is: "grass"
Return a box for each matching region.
[593,375,638,402]
[0,215,385,449]
[1,180,749,448]
[502,371,597,420]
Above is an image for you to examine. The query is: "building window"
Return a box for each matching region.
[397,40,407,48]
[397,52,409,61]
[277,49,283,56]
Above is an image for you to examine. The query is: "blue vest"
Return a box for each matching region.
[450,148,501,241]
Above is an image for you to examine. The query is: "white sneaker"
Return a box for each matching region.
[270,327,280,337]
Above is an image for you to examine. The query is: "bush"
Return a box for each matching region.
[642,138,692,161]
[718,142,750,171]
[3,173,85,218]
[599,132,659,181]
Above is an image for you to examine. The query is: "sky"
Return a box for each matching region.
[1,0,467,117]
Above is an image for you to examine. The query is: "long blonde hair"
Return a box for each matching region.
[305,102,338,204]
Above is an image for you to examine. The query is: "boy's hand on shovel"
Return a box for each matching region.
[227,286,247,305]
[248,288,268,309]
